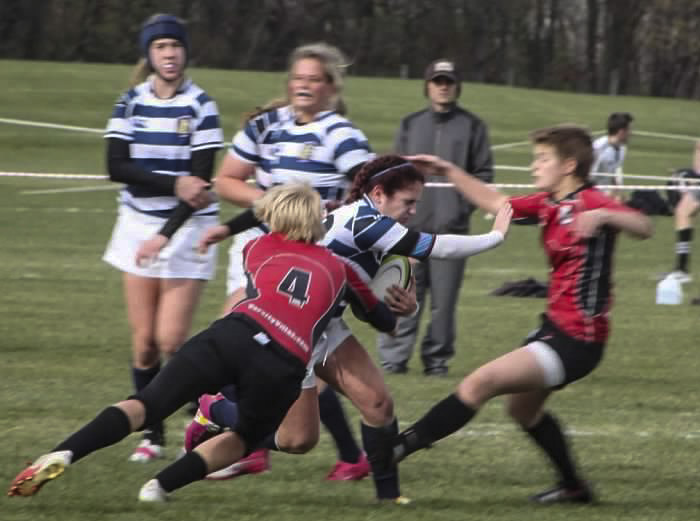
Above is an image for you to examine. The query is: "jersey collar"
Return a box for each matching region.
[147,75,192,95]
[549,182,593,203]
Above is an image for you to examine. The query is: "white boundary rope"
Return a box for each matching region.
[0,172,108,179]
[0,117,104,134]
[2,171,698,191]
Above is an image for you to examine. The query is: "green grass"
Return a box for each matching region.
[1,60,700,521]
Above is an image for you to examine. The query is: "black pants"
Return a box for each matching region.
[133,314,306,450]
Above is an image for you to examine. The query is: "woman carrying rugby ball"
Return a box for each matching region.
[194,154,512,504]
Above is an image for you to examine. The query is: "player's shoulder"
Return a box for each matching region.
[246,105,291,136]
[186,82,216,106]
[115,84,144,105]
[319,112,361,134]
[579,185,616,208]
[452,105,487,126]
[511,191,549,205]
[592,135,609,149]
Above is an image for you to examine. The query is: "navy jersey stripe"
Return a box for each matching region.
[244,123,259,142]
[261,130,321,145]
[197,114,220,131]
[195,92,213,105]
[134,157,191,172]
[233,144,260,163]
[326,121,354,133]
[131,105,196,118]
[354,216,395,250]
[326,238,359,258]
[133,131,190,146]
[348,250,381,278]
[275,156,339,174]
[111,104,127,118]
[334,137,368,160]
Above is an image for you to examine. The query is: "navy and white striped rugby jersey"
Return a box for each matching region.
[229,105,373,202]
[319,195,433,283]
[104,77,223,216]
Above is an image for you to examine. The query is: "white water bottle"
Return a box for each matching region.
[656,275,683,305]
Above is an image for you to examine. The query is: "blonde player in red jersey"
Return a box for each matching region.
[8,184,396,502]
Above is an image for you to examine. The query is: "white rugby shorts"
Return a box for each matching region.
[103,204,218,279]
[301,317,352,389]
[226,227,266,295]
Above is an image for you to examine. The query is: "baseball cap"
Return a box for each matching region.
[424,59,460,83]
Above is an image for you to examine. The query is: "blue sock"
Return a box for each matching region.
[319,386,361,463]
[210,398,239,429]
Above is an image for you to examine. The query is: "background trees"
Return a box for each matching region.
[1,0,698,98]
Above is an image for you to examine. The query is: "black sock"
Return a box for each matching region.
[259,432,280,451]
[53,406,132,463]
[675,228,692,272]
[525,412,580,488]
[319,387,361,463]
[361,419,400,499]
[132,364,164,444]
[155,450,208,493]
[131,363,160,390]
[395,393,476,462]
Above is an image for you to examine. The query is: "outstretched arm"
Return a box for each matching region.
[575,208,652,239]
[408,154,508,215]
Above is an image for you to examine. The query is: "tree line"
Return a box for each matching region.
[2,0,699,99]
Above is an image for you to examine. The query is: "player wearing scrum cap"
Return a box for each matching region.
[101,13,223,462]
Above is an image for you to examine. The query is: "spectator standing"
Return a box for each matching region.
[378,59,493,376]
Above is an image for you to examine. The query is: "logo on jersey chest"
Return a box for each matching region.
[557,205,574,225]
[299,143,315,160]
[176,116,192,135]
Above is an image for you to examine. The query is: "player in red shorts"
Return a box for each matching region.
[7,184,397,501]
[378,125,652,504]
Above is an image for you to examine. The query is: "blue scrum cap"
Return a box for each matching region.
[139,14,189,63]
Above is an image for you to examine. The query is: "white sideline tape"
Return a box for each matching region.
[21,185,122,195]
[0,117,104,134]
[634,129,700,142]
[424,182,699,190]
[2,171,698,192]
[1,172,108,179]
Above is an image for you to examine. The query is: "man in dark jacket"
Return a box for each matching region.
[378,59,493,376]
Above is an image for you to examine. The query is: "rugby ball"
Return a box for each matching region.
[370,255,412,301]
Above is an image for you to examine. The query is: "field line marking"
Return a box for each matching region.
[21,185,122,195]
[1,172,108,179]
[0,117,104,134]
[635,130,700,142]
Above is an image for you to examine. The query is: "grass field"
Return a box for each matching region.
[1,60,699,521]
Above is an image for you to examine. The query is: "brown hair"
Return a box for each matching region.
[607,112,634,135]
[530,125,594,181]
[348,154,425,202]
[240,98,288,127]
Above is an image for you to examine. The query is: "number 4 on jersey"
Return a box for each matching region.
[277,268,311,307]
